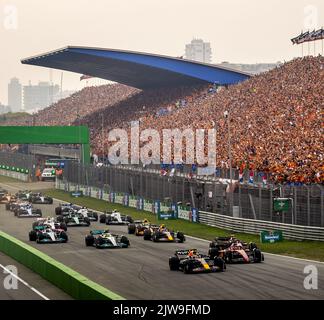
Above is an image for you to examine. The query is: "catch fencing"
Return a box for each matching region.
[62,162,324,228]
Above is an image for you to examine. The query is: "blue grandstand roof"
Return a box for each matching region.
[21,46,251,89]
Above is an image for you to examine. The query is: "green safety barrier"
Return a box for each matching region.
[0,231,125,300]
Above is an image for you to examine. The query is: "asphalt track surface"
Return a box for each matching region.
[1,181,324,300]
[0,252,71,300]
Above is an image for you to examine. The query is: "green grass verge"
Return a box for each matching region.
[45,189,324,262]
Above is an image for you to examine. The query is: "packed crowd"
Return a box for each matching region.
[2,56,323,184]
[136,56,324,184]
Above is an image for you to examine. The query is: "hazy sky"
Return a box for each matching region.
[0,0,323,104]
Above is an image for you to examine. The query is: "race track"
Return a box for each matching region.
[0,181,323,300]
[0,252,71,300]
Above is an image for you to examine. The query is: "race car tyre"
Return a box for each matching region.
[253,249,263,263]
[169,257,180,271]
[48,198,53,204]
[85,235,95,246]
[36,233,45,243]
[177,232,185,243]
[29,230,37,241]
[60,222,67,231]
[183,263,193,274]
[55,207,62,215]
[32,221,39,229]
[120,236,130,247]
[143,229,152,240]
[5,203,10,210]
[208,248,219,259]
[36,209,42,217]
[57,215,64,223]
[152,233,159,242]
[225,252,233,264]
[105,215,112,225]
[209,241,217,248]
[214,257,226,271]
[60,231,68,243]
[126,215,134,223]
[84,217,91,226]
[99,214,106,223]
[128,223,136,234]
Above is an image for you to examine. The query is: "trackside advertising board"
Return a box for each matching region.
[260,230,284,243]
[60,182,198,220]
[71,190,83,197]
[173,205,199,222]
[158,209,178,220]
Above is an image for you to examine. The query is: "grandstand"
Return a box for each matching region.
[3,55,324,184]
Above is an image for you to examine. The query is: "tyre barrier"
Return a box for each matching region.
[0,231,125,300]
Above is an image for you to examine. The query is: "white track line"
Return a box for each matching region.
[0,263,50,300]
[2,182,324,265]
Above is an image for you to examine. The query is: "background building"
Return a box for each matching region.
[8,77,22,112]
[0,103,11,114]
[23,81,60,111]
[219,61,282,74]
[185,38,212,63]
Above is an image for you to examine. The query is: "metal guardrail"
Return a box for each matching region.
[199,211,324,241]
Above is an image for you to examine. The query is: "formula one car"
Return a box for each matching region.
[55,203,78,215]
[14,203,42,218]
[29,193,53,204]
[29,225,68,243]
[32,217,67,231]
[75,207,98,221]
[99,210,133,225]
[169,249,226,273]
[0,188,8,202]
[208,236,264,263]
[55,203,98,221]
[128,219,152,235]
[0,193,17,205]
[5,199,22,212]
[57,211,90,227]
[85,229,130,249]
[16,190,32,201]
[143,224,185,243]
